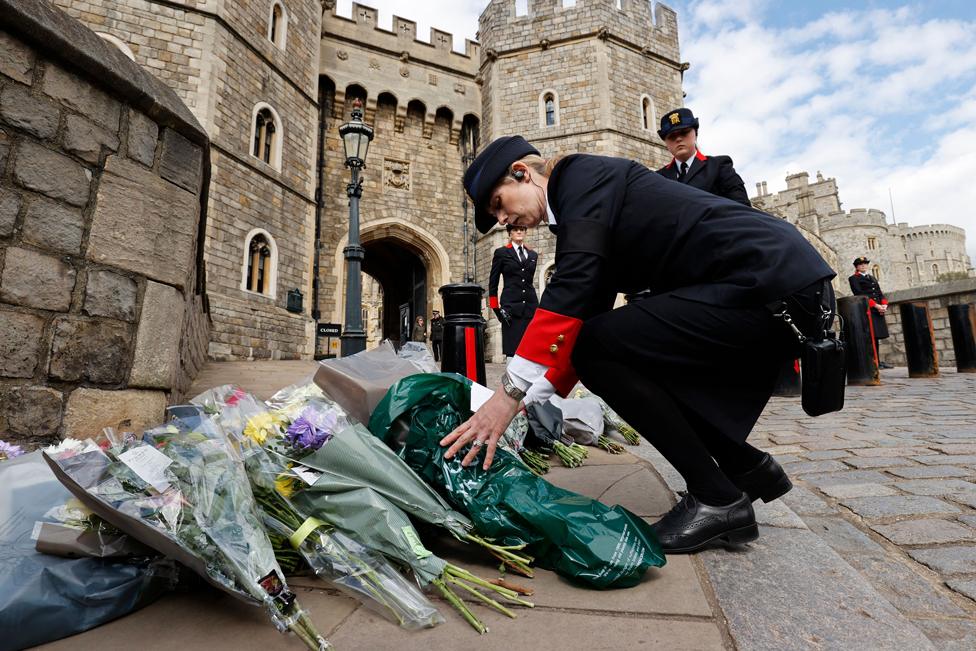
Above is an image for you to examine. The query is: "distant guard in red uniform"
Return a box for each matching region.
[488,224,539,357]
[442,135,837,555]
[849,256,891,368]
[656,107,751,206]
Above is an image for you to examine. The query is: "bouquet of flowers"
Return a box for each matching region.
[180,391,443,630]
[370,373,667,590]
[194,383,534,634]
[43,432,329,650]
[573,387,641,446]
[0,439,25,461]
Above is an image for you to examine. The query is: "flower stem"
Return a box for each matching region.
[461,533,534,577]
[598,435,625,454]
[433,578,487,634]
[446,575,516,619]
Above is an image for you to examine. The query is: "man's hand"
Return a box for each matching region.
[440,388,520,470]
[875,304,888,314]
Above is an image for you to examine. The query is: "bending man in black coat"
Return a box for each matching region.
[656,107,751,206]
[442,136,837,555]
[488,224,539,357]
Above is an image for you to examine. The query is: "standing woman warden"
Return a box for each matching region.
[441,136,836,554]
[656,108,751,206]
[849,256,891,368]
[488,224,539,357]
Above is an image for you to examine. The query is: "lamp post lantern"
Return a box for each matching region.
[338,98,374,356]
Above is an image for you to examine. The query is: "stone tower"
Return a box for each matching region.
[475,0,686,359]
[478,0,684,163]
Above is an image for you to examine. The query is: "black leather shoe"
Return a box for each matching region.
[730,453,793,503]
[650,493,758,554]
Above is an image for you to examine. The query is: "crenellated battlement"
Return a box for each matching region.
[901,224,968,239]
[819,208,889,232]
[326,2,480,72]
[478,0,680,65]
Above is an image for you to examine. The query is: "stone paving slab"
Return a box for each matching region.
[869,519,976,545]
[887,465,973,479]
[840,495,961,519]
[819,482,899,499]
[946,579,976,604]
[893,479,976,496]
[842,554,968,618]
[908,546,976,575]
[913,618,976,651]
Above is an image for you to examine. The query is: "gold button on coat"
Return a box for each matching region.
[550,344,559,353]
[557,334,565,342]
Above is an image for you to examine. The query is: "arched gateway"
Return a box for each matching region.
[327,220,452,350]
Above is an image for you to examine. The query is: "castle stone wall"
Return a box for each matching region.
[56,0,322,361]
[0,0,210,448]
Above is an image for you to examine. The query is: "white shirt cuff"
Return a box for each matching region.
[507,355,556,405]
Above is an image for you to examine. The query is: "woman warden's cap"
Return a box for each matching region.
[463,135,539,234]
[658,107,700,139]
[853,256,870,266]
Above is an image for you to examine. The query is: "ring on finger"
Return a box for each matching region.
[471,439,484,448]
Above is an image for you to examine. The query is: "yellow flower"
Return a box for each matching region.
[243,412,284,445]
[275,474,298,499]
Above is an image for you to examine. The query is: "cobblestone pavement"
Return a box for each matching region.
[753,367,976,649]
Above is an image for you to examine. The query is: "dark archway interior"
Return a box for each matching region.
[362,238,426,343]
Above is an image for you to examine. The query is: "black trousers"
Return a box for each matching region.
[431,339,442,362]
[572,291,797,505]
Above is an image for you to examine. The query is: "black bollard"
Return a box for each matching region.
[772,357,802,396]
[900,302,939,378]
[439,282,487,385]
[948,303,976,373]
[838,295,880,386]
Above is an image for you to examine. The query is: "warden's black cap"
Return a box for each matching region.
[853,256,870,266]
[658,107,700,139]
[463,135,539,234]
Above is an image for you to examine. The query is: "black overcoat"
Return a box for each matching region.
[489,243,539,356]
[657,152,751,206]
[848,273,889,339]
[516,154,835,442]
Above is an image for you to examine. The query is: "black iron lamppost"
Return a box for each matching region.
[338,98,374,356]
[460,123,478,283]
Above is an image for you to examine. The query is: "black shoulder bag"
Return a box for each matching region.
[773,298,847,417]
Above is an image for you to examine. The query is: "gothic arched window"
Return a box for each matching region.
[242,230,278,298]
[640,95,655,131]
[540,91,559,128]
[251,104,282,169]
[268,2,288,49]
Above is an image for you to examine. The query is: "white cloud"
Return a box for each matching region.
[678,1,976,259]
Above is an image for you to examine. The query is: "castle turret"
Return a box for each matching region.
[478,0,683,168]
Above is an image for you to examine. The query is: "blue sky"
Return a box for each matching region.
[335,0,976,260]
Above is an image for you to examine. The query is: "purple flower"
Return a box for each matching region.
[0,440,25,461]
[284,407,336,452]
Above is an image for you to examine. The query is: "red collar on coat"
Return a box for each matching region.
[666,150,708,168]
[505,242,531,251]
